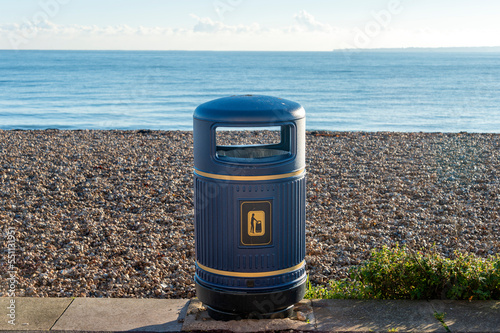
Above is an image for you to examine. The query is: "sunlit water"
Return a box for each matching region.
[1,50,499,132]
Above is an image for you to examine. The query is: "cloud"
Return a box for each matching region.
[0,13,345,50]
[189,12,338,36]
[3,10,496,51]
[0,21,177,39]
[190,14,260,34]
[293,10,333,32]
[190,15,225,33]
[0,11,327,44]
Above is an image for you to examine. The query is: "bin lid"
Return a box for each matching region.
[194,95,305,123]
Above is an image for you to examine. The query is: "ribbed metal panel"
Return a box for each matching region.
[195,173,305,290]
[196,177,237,270]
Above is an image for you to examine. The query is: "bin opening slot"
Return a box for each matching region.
[216,126,292,162]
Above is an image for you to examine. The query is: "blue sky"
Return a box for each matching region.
[1,0,500,50]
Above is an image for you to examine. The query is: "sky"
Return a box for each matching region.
[1,0,500,51]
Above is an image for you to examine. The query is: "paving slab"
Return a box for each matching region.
[182,299,315,332]
[430,300,500,332]
[51,298,189,332]
[313,299,446,332]
[0,297,72,331]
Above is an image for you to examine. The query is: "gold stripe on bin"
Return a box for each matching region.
[194,168,305,181]
[196,260,305,278]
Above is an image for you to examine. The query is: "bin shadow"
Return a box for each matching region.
[128,301,189,332]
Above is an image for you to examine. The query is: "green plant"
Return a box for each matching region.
[433,311,445,322]
[433,311,450,332]
[304,274,367,300]
[305,245,500,300]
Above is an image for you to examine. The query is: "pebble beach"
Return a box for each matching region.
[1,130,499,298]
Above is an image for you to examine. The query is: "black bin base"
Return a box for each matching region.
[206,304,294,321]
[196,277,307,321]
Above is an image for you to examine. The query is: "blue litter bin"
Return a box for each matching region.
[193,95,306,320]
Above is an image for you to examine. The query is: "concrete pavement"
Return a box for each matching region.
[1,297,499,332]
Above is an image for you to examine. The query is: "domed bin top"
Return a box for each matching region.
[193,95,305,123]
[193,95,306,177]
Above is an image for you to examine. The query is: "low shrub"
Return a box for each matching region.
[305,245,500,300]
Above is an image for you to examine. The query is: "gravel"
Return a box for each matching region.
[0,130,499,298]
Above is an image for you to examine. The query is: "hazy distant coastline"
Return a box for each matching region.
[333,46,500,53]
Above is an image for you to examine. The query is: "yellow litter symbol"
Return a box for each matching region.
[240,200,272,246]
[248,210,265,236]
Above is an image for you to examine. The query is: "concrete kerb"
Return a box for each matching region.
[1,298,499,332]
[0,297,73,330]
[51,298,189,332]
[312,299,445,332]
[429,300,500,332]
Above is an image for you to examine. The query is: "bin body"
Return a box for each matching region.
[193,95,306,320]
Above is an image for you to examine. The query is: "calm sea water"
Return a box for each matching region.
[1,50,500,132]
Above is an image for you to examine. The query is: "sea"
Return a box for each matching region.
[1,50,500,132]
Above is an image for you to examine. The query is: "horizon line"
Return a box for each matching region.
[1,46,500,52]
